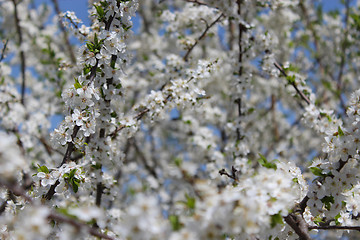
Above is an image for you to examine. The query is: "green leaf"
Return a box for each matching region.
[184,120,191,125]
[174,157,182,167]
[69,168,77,178]
[257,154,277,170]
[94,33,99,45]
[313,215,324,225]
[258,153,267,164]
[321,195,334,210]
[86,42,94,52]
[310,167,325,177]
[74,77,82,89]
[169,215,182,231]
[350,13,360,30]
[83,65,92,75]
[247,107,255,114]
[111,58,116,69]
[94,5,105,19]
[338,126,344,136]
[91,163,102,170]
[37,164,49,173]
[72,179,79,193]
[185,194,195,210]
[334,212,341,225]
[270,213,284,228]
[111,112,117,118]
[286,75,296,84]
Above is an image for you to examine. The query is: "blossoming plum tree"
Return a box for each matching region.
[1,0,360,239]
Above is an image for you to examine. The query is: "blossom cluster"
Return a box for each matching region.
[2,0,360,239]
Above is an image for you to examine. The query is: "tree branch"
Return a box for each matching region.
[12,0,26,105]
[309,225,360,231]
[183,13,224,61]
[51,0,77,64]
[274,61,311,106]
[284,213,312,240]
[0,39,8,62]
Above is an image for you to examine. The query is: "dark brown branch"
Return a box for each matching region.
[274,62,311,106]
[12,0,26,105]
[185,0,207,5]
[336,0,351,113]
[0,179,33,203]
[95,182,104,207]
[271,95,279,141]
[0,39,8,62]
[183,13,224,61]
[132,139,157,179]
[51,0,77,64]
[44,179,60,200]
[219,168,238,181]
[235,98,242,141]
[45,109,81,200]
[284,213,312,240]
[0,180,113,239]
[48,213,114,240]
[235,0,245,143]
[308,225,360,231]
[59,125,80,167]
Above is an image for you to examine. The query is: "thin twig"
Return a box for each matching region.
[183,13,224,61]
[308,225,360,231]
[51,0,77,64]
[132,139,158,179]
[274,62,311,106]
[219,168,239,182]
[0,39,8,62]
[185,0,207,5]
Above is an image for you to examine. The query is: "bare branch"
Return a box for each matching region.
[0,39,8,62]
[185,0,207,5]
[309,225,360,231]
[51,0,77,64]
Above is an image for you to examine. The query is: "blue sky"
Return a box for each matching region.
[39,0,349,26]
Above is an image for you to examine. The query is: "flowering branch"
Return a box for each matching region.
[183,13,224,61]
[274,61,311,105]
[0,178,113,240]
